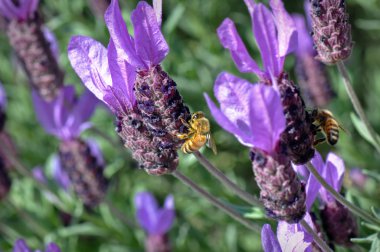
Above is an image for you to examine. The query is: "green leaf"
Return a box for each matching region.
[350,113,380,148]
[362,222,380,232]
[352,233,378,243]
[370,233,380,252]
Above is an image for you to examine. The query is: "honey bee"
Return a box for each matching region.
[310,109,345,146]
[177,111,217,154]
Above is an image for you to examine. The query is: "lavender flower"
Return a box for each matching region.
[0,0,63,101]
[205,79,306,223]
[68,16,178,175]
[293,14,335,107]
[308,0,352,64]
[105,0,190,149]
[33,86,108,207]
[217,0,314,164]
[51,155,71,191]
[261,213,317,252]
[135,192,174,252]
[300,152,358,247]
[0,82,7,131]
[13,239,61,252]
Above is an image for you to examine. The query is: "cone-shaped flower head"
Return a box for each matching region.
[33,85,98,141]
[299,151,358,246]
[2,0,64,101]
[68,3,179,175]
[59,138,108,207]
[293,14,334,107]
[0,82,7,131]
[205,76,306,223]
[0,0,39,21]
[105,0,190,150]
[261,213,318,252]
[217,0,315,164]
[135,191,174,252]
[13,239,61,252]
[308,0,352,64]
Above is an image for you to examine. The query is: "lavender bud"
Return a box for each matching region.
[0,157,11,200]
[6,13,64,101]
[250,148,306,223]
[320,200,358,247]
[117,107,178,175]
[295,54,335,107]
[309,0,352,64]
[145,234,171,252]
[59,139,108,207]
[278,73,315,165]
[134,65,191,150]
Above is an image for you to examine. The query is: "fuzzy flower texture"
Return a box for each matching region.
[205,0,312,222]
[68,0,190,175]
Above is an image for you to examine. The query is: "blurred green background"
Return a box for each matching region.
[1,0,380,251]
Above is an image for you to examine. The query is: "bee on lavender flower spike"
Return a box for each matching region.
[310,109,345,146]
[177,111,217,155]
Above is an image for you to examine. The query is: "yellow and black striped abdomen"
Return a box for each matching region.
[324,118,339,145]
[181,134,207,154]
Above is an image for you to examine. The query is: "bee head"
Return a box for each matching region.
[192,111,205,120]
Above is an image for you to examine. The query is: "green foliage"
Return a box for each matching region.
[0,0,380,251]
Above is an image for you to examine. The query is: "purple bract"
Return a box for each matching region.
[0,0,38,21]
[13,239,61,252]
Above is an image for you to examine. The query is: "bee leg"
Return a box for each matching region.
[177,133,189,140]
[313,137,326,146]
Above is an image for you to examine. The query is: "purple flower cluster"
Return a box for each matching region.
[12,239,61,252]
[69,0,190,175]
[135,192,175,252]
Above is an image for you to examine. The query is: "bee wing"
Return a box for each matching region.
[206,133,217,155]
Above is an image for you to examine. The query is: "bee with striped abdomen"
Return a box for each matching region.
[310,109,344,146]
[177,111,217,154]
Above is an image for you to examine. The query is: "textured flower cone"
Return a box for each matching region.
[320,200,358,247]
[145,234,171,252]
[59,139,108,207]
[89,0,111,18]
[310,0,352,64]
[0,157,11,200]
[277,73,315,165]
[134,65,191,150]
[6,14,63,101]
[250,148,306,223]
[116,107,178,175]
[295,54,335,107]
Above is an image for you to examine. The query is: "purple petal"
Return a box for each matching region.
[13,239,31,252]
[153,0,162,27]
[261,224,281,252]
[277,219,312,252]
[0,82,7,110]
[86,138,105,167]
[217,18,263,75]
[68,36,116,109]
[249,84,285,152]
[207,72,256,146]
[45,243,61,252]
[305,151,324,210]
[108,39,136,108]
[52,155,71,191]
[164,195,174,210]
[131,1,169,68]
[135,192,159,234]
[252,4,281,77]
[0,0,22,20]
[32,167,47,184]
[32,91,57,135]
[205,93,251,146]
[153,207,175,235]
[42,26,60,60]
[320,152,345,203]
[104,0,143,68]
[269,0,297,57]
[292,163,309,179]
[293,14,313,56]
[243,0,255,16]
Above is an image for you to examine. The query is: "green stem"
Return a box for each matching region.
[300,219,332,252]
[336,61,380,153]
[193,151,261,207]
[306,162,380,226]
[103,199,137,228]
[172,170,260,232]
